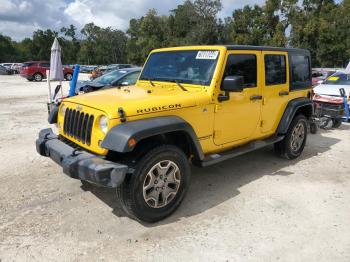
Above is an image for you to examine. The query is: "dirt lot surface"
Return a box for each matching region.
[0,75,349,262]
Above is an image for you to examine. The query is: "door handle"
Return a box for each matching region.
[279,91,289,96]
[250,95,263,101]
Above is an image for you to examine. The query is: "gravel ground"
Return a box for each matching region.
[0,75,349,262]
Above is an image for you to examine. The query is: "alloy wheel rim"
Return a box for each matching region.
[143,160,181,209]
[290,122,305,152]
[35,74,41,81]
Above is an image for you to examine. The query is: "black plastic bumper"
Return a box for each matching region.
[36,128,128,188]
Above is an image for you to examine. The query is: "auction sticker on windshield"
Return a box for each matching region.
[328,76,339,81]
[196,51,219,60]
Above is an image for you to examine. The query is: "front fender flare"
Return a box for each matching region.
[101,116,205,160]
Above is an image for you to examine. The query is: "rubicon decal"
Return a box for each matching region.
[137,104,182,114]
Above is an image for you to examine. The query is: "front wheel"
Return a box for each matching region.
[117,145,191,223]
[275,114,308,160]
[65,73,73,81]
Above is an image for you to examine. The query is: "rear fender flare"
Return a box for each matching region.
[277,97,313,135]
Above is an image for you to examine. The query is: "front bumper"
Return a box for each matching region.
[36,128,128,187]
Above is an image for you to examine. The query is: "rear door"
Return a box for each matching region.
[261,51,290,133]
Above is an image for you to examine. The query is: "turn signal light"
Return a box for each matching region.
[128,138,137,148]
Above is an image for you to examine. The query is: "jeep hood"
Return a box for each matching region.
[64,85,206,118]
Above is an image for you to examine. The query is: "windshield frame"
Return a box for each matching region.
[139,49,221,86]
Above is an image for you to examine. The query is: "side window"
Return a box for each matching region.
[121,72,139,85]
[40,63,50,68]
[290,55,311,90]
[224,54,257,88]
[265,55,286,85]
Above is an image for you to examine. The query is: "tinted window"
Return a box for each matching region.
[22,62,35,67]
[224,54,257,88]
[40,63,50,67]
[290,55,311,89]
[265,55,286,85]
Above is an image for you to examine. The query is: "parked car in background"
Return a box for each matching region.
[0,65,10,75]
[20,61,74,81]
[0,65,14,75]
[80,65,97,73]
[11,63,23,73]
[312,69,337,86]
[90,64,134,79]
[314,72,350,98]
[313,71,350,123]
[1,63,23,74]
[76,67,141,94]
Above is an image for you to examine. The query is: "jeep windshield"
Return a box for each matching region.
[139,50,219,86]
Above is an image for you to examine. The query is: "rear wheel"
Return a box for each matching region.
[275,114,308,160]
[117,145,190,223]
[33,73,43,82]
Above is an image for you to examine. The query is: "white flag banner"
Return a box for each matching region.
[345,61,350,74]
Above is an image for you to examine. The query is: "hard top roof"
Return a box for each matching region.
[224,45,310,54]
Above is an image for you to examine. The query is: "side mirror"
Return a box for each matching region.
[218,76,244,102]
[222,76,244,92]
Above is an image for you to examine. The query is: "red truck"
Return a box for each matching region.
[20,61,73,82]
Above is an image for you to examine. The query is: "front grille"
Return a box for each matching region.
[314,102,345,118]
[63,108,94,145]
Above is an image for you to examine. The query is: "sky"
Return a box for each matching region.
[0,0,264,41]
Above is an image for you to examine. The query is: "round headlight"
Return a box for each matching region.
[61,104,67,116]
[99,116,108,133]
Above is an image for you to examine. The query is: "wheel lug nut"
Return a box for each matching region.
[154,180,158,184]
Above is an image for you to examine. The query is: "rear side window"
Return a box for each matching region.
[265,55,286,85]
[23,62,35,67]
[290,55,311,90]
[40,63,50,67]
[224,54,257,88]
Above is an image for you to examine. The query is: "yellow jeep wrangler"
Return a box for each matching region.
[37,45,313,222]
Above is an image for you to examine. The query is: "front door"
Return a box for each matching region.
[214,51,262,145]
[261,51,290,133]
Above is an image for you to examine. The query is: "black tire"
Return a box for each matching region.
[33,73,43,82]
[332,118,342,128]
[80,180,92,189]
[275,114,308,160]
[117,145,190,223]
[310,122,318,134]
[65,73,73,81]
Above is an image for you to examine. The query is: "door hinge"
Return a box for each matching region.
[213,130,221,138]
[260,120,265,127]
[215,104,221,113]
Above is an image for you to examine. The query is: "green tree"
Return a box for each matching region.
[79,23,127,65]
[0,34,18,62]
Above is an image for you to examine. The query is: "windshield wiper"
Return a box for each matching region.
[171,79,188,92]
[142,77,155,87]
